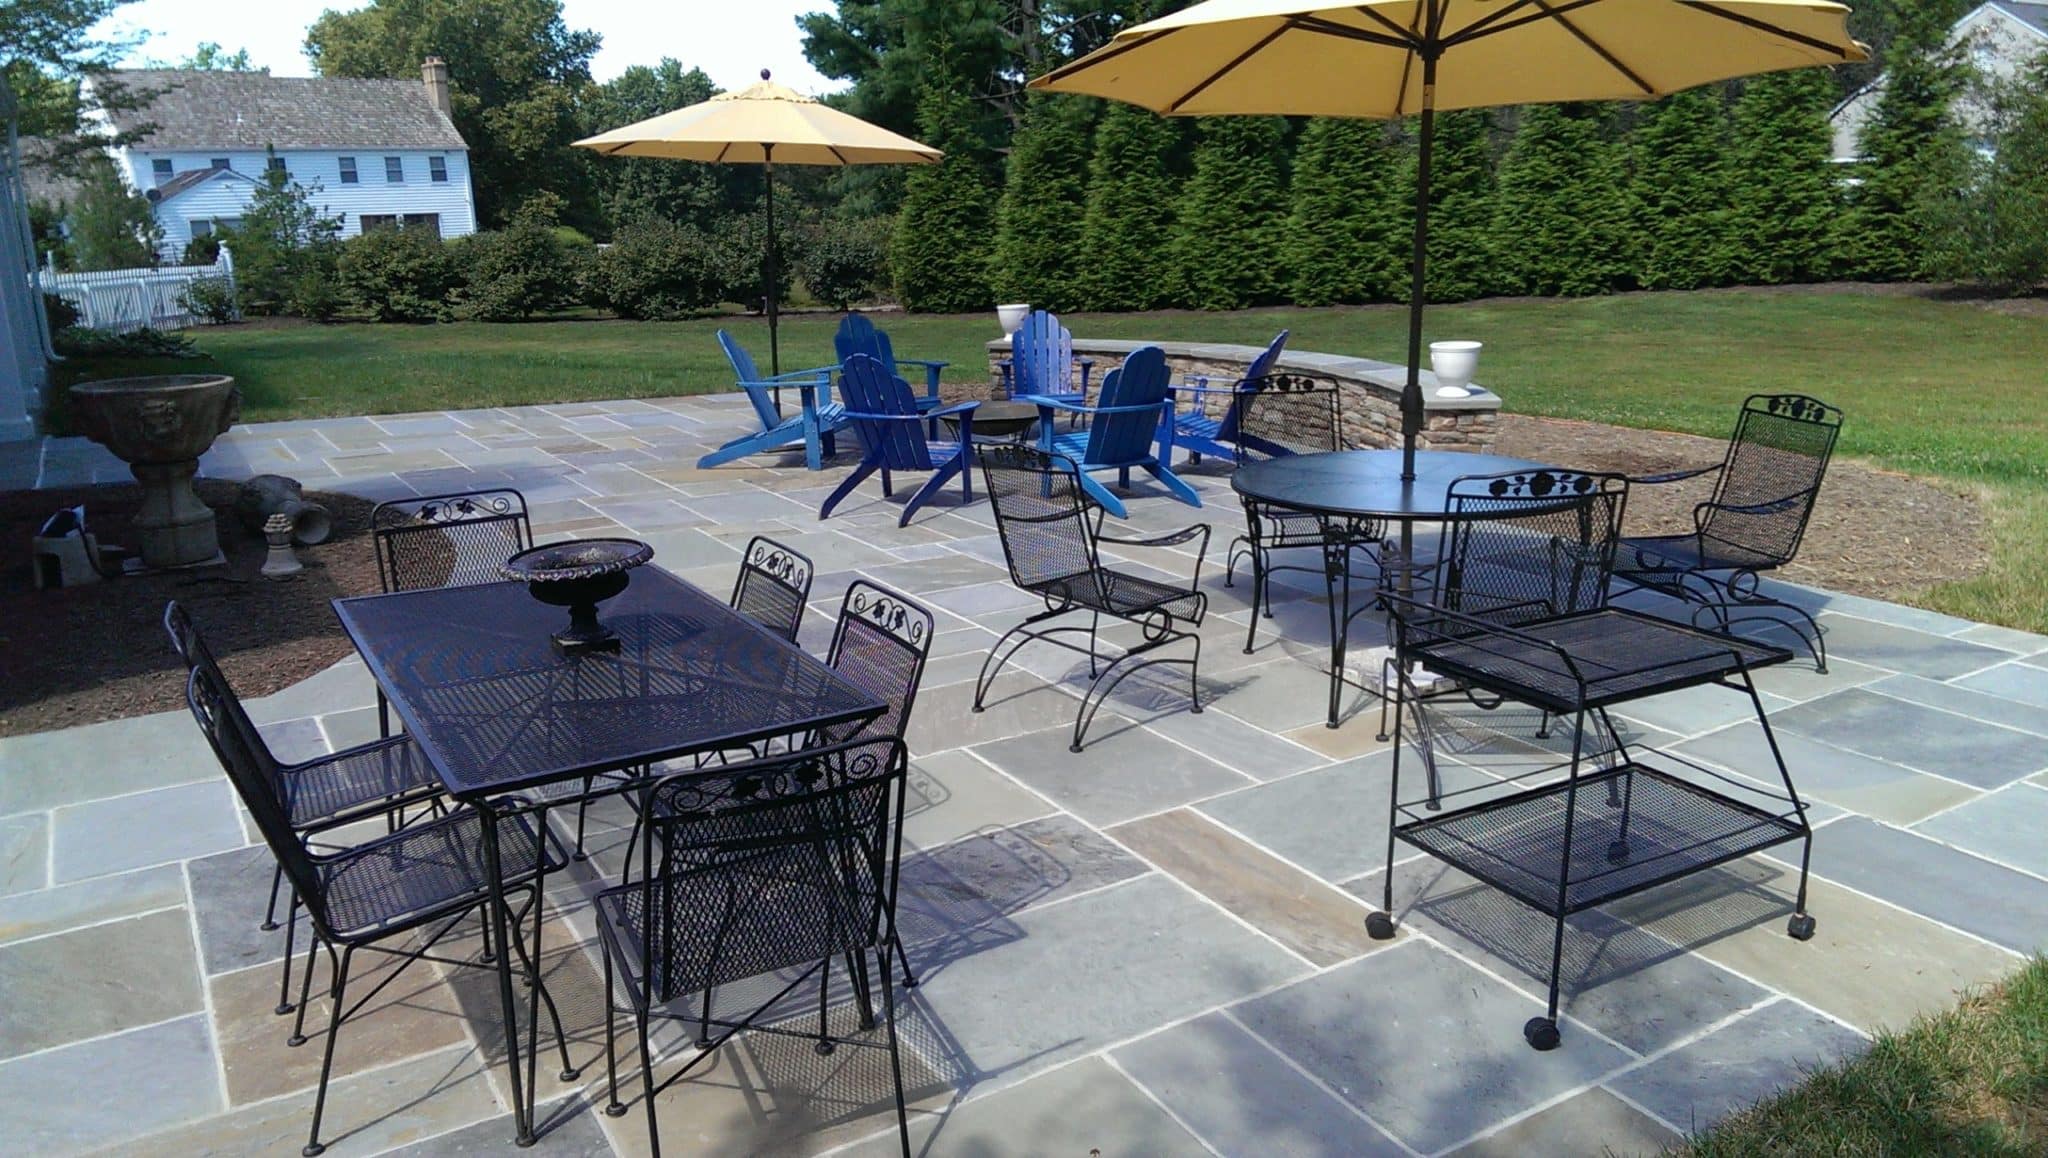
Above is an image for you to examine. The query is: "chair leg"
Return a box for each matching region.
[603,939,627,1117]
[262,864,285,932]
[820,460,881,520]
[636,1007,663,1158]
[288,939,321,1046]
[275,893,301,1016]
[1141,461,1203,509]
[881,945,912,1158]
[302,944,353,1157]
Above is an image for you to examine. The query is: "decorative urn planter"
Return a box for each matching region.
[501,538,654,655]
[996,303,1031,336]
[67,374,240,569]
[1429,341,1483,399]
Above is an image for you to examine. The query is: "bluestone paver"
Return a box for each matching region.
[1913,784,2048,877]
[1791,815,2048,953]
[1608,1000,1867,1134]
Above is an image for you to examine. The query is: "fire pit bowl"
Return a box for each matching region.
[67,374,240,569]
[500,538,654,654]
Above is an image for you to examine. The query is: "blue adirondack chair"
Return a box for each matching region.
[835,314,948,411]
[821,355,980,527]
[1018,345,1199,519]
[696,331,849,472]
[998,310,1095,405]
[1170,329,1291,464]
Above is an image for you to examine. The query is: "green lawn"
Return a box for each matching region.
[1680,957,2048,1156]
[54,289,2048,630]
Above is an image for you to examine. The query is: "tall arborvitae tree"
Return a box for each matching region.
[989,92,1096,311]
[1926,54,2048,288]
[1489,105,1633,296]
[1727,69,1845,284]
[1076,101,1178,311]
[1166,116,1290,309]
[1844,2,1972,280]
[1287,118,1407,305]
[890,71,997,312]
[1631,88,1737,290]
[1407,110,1498,302]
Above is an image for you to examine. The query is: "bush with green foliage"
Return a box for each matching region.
[1287,118,1407,306]
[891,72,996,313]
[1077,102,1179,312]
[1168,117,1290,310]
[1844,4,1973,280]
[180,235,221,267]
[455,218,580,321]
[1413,111,1499,303]
[1631,89,1737,290]
[1490,105,1634,296]
[584,219,720,320]
[336,227,461,322]
[707,210,799,309]
[803,214,892,310]
[989,92,1095,311]
[41,293,79,332]
[52,326,200,359]
[220,163,342,316]
[1727,70,1846,285]
[63,157,160,271]
[178,276,238,324]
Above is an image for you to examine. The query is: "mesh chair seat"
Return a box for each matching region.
[1032,568,1205,622]
[317,809,555,940]
[1616,532,1782,577]
[284,736,441,830]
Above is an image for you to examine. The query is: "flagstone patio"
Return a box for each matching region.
[4,394,2046,1156]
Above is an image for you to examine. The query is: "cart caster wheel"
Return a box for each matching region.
[1606,840,1631,865]
[604,1102,628,1118]
[695,1037,714,1051]
[1787,913,1817,941]
[814,1040,836,1056]
[1523,1017,1561,1052]
[559,1068,580,1082]
[1365,911,1397,940]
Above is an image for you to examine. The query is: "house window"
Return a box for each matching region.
[215,217,242,233]
[209,157,228,170]
[151,158,173,184]
[359,214,399,232]
[266,156,288,178]
[402,213,442,237]
[429,155,448,183]
[338,157,358,184]
[191,220,213,239]
[384,156,404,183]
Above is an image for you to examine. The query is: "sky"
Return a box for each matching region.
[95,0,842,94]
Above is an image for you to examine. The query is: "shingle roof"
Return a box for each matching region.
[16,138,86,206]
[97,71,467,152]
[1990,0,2048,37]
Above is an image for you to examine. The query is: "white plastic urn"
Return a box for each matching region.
[996,304,1031,335]
[1429,341,1483,398]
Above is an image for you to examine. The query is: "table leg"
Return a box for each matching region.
[477,800,535,1146]
[1322,522,1353,729]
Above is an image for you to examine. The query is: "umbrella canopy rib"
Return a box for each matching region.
[1679,1,1859,55]
[1169,21,1305,112]
[1538,0,1656,93]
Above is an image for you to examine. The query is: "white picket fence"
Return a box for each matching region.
[39,247,235,333]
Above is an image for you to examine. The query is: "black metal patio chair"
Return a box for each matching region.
[1367,468,1815,1052]
[972,443,1209,752]
[163,601,446,1020]
[1222,374,1384,654]
[731,534,815,643]
[183,656,575,1158]
[596,737,914,1158]
[1611,393,1843,671]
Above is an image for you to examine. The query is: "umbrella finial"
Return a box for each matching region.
[761,69,771,81]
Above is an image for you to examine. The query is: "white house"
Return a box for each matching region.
[1830,0,2048,162]
[81,60,478,259]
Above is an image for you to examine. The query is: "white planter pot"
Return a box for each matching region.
[996,303,1031,336]
[1429,340,1483,398]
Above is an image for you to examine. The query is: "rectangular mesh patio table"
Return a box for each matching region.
[334,566,886,1145]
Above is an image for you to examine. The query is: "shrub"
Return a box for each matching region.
[179,277,238,324]
[1076,102,1178,311]
[53,326,200,359]
[288,267,343,322]
[456,219,579,321]
[181,235,222,267]
[41,293,80,332]
[336,227,461,322]
[989,92,1095,312]
[220,162,342,317]
[1168,117,1290,310]
[803,216,892,310]
[705,211,798,309]
[584,219,719,320]
[891,74,997,313]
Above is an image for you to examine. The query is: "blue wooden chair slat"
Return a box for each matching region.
[835,314,948,409]
[1000,310,1094,404]
[697,331,849,472]
[1017,345,1199,519]
[821,354,979,527]
[1171,329,1292,463]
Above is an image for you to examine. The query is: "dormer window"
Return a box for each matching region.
[151,158,173,184]
[339,156,359,184]
[429,155,448,183]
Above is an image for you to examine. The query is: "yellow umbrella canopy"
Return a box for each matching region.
[1034,0,1866,479]
[574,72,941,374]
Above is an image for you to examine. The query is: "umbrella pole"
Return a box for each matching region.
[764,144,782,405]
[1400,54,1439,484]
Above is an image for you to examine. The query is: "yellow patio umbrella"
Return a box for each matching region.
[1034,0,1867,481]
[575,70,942,377]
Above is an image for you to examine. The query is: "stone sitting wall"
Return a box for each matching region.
[985,337,1500,452]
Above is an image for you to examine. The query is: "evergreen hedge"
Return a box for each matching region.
[1167,117,1290,310]
[1076,103,1180,312]
[1632,89,1737,291]
[1728,71,1846,285]
[891,73,997,313]
[1287,118,1406,306]
[1490,105,1634,297]
[989,92,1096,311]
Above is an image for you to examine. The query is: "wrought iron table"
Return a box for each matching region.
[333,567,886,1146]
[1231,449,1552,727]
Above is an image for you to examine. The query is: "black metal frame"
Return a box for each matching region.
[595,737,914,1158]
[972,443,1210,752]
[1612,394,1843,672]
[183,660,575,1158]
[1363,469,1816,1052]
[731,534,815,643]
[1221,374,1387,657]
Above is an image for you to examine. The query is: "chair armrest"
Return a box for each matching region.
[1100,523,1212,589]
[898,358,949,370]
[1013,393,1095,415]
[1628,463,1722,486]
[928,400,979,419]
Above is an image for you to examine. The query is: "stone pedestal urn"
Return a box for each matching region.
[68,374,241,569]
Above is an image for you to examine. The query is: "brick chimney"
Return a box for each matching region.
[421,57,451,117]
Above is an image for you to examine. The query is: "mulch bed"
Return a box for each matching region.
[0,481,383,737]
[0,415,1988,737]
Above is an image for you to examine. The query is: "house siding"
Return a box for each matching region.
[1830,3,2048,161]
[124,148,478,259]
